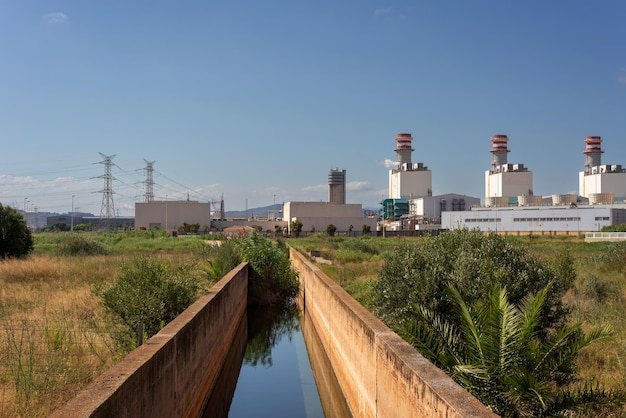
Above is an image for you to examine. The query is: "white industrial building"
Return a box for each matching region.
[443,135,626,234]
[578,136,626,203]
[283,201,377,233]
[442,204,626,234]
[484,134,534,206]
[388,133,433,199]
[135,200,212,231]
[382,133,480,230]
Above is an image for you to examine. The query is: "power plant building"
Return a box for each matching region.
[484,135,533,206]
[578,136,626,203]
[389,133,432,199]
[441,134,626,234]
[328,168,346,204]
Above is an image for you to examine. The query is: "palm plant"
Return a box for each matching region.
[396,283,623,417]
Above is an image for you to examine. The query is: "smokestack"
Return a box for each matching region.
[584,136,603,174]
[394,133,414,165]
[328,168,346,204]
[490,134,510,170]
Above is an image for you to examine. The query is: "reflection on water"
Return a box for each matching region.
[200,304,351,418]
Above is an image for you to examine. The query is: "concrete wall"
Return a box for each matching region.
[51,263,248,418]
[290,248,497,418]
[135,201,213,230]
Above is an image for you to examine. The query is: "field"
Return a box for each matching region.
[2,231,625,416]
[0,232,215,417]
[291,234,626,395]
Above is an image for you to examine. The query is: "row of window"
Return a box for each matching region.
[513,217,581,222]
[464,216,611,223]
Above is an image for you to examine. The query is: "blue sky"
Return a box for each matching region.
[1,1,625,215]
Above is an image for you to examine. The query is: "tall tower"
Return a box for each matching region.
[143,159,155,203]
[485,135,532,204]
[583,136,603,175]
[490,134,510,170]
[394,133,414,164]
[97,153,116,219]
[579,136,626,202]
[328,168,346,204]
[389,133,432,199]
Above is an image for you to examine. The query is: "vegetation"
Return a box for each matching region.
[236,232,299,306]
[396,283,622,417]
[290,232,626,416]
[326,223,337,236]
[57,235,109,256]
[100,256,202,339]
[290,219,303,238]
[0,203,34,258]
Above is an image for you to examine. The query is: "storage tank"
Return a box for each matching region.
[518,195,543,206]
[551,194,578,206]
[589,192,615,205]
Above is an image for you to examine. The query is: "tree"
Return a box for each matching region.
[326,224,337,237]
[361,224,371,235]
[375,229,572,334]
[396,284,623,417]
[348,224,354,236]
[0,203,34,258]
[290,219,303,238]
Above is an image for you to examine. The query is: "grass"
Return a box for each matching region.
[0,231,220,417]
[290,234,626,405]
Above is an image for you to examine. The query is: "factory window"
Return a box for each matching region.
[595,217,610,221]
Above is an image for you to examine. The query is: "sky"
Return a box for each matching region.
[1,1,625,216]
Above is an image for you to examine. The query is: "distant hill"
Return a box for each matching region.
[225,204,380,219]
[225,204,282,218]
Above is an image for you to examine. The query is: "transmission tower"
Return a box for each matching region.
[97,153,116,219]
[143,159,155,202]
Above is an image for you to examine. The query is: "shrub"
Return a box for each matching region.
[203,240,241,280]
[236,232,299,306]
[101,256,200,338]
[0,203,34,258]
[375,229,573,333]
[57,236,108,256]
[326,224,337,237]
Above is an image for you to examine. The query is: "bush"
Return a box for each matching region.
[101,256,200,338]
[0,203,33,258]
[326,224,337,237]
[375,229,573,333]
[236,232,299,306]
[57,236,108,256]
[203,240,241,280]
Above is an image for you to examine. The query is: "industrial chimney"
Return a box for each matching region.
[394,133,414,165]
[490,134,510,170]
[584,136,603,174]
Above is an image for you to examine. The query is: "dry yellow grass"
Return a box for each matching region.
[0,252,202,417]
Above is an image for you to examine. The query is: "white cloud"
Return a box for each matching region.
[383,159,399,168]
[346,181,372,191]
[301,184,326,193]
[374,8,391,17]
[45,12,68,25]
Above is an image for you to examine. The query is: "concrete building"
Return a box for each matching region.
[389,133,432,199]
[283,201,377,233]
[284,167,378,234]
[135,200,212,231]
[484,135,533,206]
[442,204,626,234]
[579,136,626,203]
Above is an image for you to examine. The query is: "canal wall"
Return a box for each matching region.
[51,262,248,418]
[290,248,497,418]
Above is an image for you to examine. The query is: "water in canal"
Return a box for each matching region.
[200,304,351,417]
